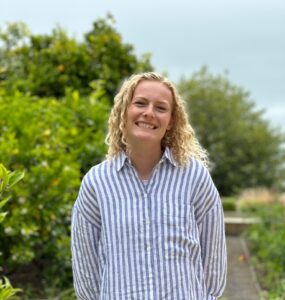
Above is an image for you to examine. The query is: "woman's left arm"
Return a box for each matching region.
[199,201,227,299]
[193,163,227,300]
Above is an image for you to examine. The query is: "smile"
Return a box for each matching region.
[135,122,157,129]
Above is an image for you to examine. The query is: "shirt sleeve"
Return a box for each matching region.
[199,202,227,299]
[192,163,227,299]
[71,172,102,300]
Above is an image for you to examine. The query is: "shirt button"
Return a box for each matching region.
[145,218,150,224]
[144,193,148,199]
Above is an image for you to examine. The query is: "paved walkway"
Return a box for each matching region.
[222,236,262,300]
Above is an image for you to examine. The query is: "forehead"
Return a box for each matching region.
[132,80,173,104]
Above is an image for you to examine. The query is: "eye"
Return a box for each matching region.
[156,106,167,112]
[133,100,146,107]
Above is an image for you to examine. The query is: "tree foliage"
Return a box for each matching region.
[0,15,153,99]
[0,88,110,289]
[178,67,285,195]
[0,164,24,299]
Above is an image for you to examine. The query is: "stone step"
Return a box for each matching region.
[225,216,260,236]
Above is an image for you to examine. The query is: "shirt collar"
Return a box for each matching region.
[163,147,178,167]
[114,147,177,172]
[114,151,129,172]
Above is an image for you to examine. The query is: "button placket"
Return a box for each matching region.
[142,190,154,296]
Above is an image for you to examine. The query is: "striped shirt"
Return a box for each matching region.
[71,148,227,300]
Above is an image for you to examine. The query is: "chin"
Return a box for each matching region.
[133,133,159,143]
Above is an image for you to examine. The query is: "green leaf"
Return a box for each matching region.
[7,171,24,189]
[0,277,22,299]
[0,164,9,192]
[0,196,11,209]
[0,212,8,223]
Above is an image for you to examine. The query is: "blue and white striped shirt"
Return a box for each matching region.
[71,148,227,300]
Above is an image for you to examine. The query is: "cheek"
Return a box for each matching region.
[126,108,134,123]
[126,106,137,119]
[166,116,174,130]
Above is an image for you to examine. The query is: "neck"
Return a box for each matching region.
[128,144,163,180]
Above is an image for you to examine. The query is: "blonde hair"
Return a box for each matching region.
[106,72,209,167]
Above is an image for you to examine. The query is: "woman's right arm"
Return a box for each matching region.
[71,173,102,300]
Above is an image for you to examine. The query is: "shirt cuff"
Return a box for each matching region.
[207,295,217,300]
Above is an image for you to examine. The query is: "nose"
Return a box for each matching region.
[143,104,154,118]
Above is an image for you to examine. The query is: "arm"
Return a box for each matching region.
[71,172,102,299]
[199,202,227,299]
[192,163,227,299]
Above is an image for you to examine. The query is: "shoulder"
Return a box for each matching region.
[187,158,220,203]
[183,157,210,179]
[75,159,116,212]
[78,159,115,192]
[84,158,116,179]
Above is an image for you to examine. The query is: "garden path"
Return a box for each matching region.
[222,236,262,300]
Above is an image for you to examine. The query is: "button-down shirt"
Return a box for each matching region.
[71,148,227,300]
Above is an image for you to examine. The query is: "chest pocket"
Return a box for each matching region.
[162,201,195,231]
[162,201,199,259]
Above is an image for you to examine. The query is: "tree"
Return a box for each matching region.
[178,67,285,195]
[0,15,153,99]
[84,14,153,98]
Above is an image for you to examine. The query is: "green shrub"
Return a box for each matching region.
[221,197,237,211]
[0,88,110,290]
[0,164,24,299]
[245,203,285,298]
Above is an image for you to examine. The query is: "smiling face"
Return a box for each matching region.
[125,80,174,149]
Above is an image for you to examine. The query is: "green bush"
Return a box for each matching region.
[245,203,285,298]
[0,88,110,290]
[0,164,24,299]
[221,197,237,211]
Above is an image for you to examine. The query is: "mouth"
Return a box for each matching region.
[135,122,157,130]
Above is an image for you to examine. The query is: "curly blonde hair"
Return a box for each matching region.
[106,72,209,167]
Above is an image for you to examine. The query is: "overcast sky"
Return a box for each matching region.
[1,0,285,132]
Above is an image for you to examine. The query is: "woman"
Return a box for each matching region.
[71,72,227,299]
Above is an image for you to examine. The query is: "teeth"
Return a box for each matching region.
[137,122,155,129]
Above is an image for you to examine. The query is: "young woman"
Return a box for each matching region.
[71,72,227,299]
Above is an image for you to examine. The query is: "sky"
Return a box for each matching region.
[1,0,285,132]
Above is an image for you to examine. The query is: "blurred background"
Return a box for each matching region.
[0,0,284,299]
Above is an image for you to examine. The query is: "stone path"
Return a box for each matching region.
[222,236,262,300]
